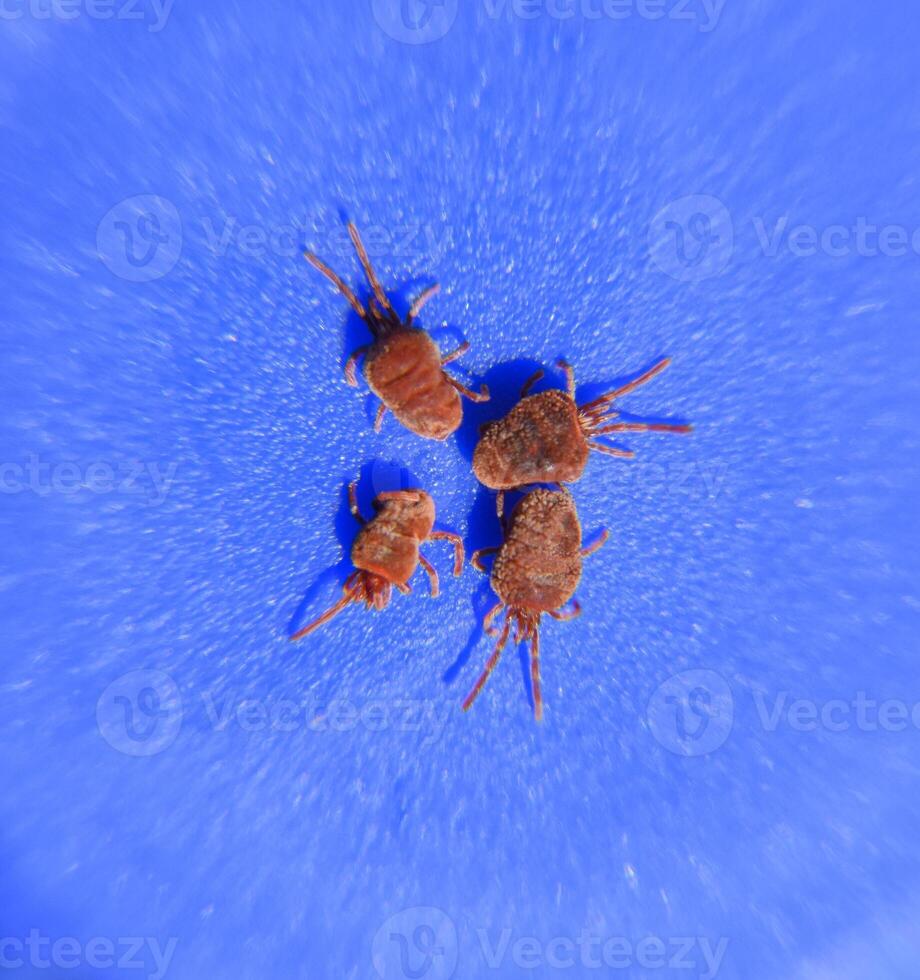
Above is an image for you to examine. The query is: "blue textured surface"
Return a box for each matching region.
[2,2,920,978]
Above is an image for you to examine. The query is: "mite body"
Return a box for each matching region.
[473,357,692,513]
[463,488,607,721]
[290,480,464,641]
[305,223,489,440]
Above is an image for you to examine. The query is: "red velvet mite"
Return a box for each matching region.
[304,223,489,440]
[462,487,607,721]
[290,480,464,641]
[473,357,692,513]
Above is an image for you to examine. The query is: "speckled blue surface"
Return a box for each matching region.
[2,2,920,978]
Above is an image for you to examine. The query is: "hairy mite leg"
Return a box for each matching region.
[303,251,367,319]
[595,421,692,435]
[549,599,582,621]
[483,600,505,636]
[471,546,499,573]
[556,358,576,399]
[408,283,441,324]
[348,481,366,524]
[344,345,370,387]
[495,490,505,518]
[373,403,387,433]
[520,368,544,398]
[445,374,490,403]
[529,627,543,721]
[348,223,396,317]
[440,340,470,365]
[462,613,512,712]
[587,441,634,458]
[418,552,440,597]
[429,530,465,576]
[395,581,411,596]
[290,570,362,641]
[579,357,672,416]
[581,528,609,557]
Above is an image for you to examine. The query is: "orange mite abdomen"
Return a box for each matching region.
[491,489,582,612]
[364,329,462,441]
[351,490,436,585]
[472,390,589,489]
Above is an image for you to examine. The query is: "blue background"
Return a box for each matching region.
[2,1,920,977]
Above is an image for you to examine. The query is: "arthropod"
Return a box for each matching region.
[304,223,489,441]
[462,487,607,721]
[289,479,464,641]
[473,357,692,514]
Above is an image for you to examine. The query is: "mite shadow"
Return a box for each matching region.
[286,459,424,641]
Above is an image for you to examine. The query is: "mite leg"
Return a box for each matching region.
[373,402,387,433]
[549,599,582,621]
[520,368,544,398]
[418,552,440,598]
[347,223,396,317]
[446,374,490,403]
[581,529,609,558]
[344,345,370,387]
[594,421,692,435]
[408,283,441,324]
[495,490,504,518]
[395,581,412,595]
[471,546,499,573]
[441,340,469,365]
[290,571,362,642]
[483,600,505,636]
[578,357,672,415]
[303,251,367,319]
[429,530,465,576]
[348,480,366,524]
[556,358,576,399]
[587,441,634,459]
[529,627,543,722]
[462,613,512,712]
